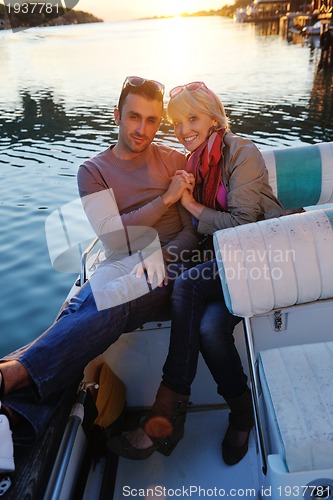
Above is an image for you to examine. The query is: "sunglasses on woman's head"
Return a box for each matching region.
[169,81,212,99]
[122,76,165,95]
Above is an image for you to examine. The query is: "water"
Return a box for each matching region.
[1,16,333,355]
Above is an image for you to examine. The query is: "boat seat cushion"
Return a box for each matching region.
[262,142,333,210]
[259,342,333,472]
[213,208,333,317]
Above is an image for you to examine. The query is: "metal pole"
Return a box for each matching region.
[80,237,99,285]
[44,381,98,500]
[243,317,268,475]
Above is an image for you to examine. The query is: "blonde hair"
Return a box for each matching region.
[167,86,229,130]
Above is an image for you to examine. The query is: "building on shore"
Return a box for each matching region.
[251,0,291,20]
[235,0,332,26]
[312,0,333,23]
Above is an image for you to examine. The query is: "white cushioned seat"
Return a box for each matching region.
[259,342,333,472]
[213,208,333,317]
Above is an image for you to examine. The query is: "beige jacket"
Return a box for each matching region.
[198,130,285,235]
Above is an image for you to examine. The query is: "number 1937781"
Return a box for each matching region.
[5,3,61,14]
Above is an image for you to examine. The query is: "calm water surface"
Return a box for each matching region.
[1,16,333,355]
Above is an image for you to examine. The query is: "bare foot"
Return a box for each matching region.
[0,361,31,395]
[125,427,154,449]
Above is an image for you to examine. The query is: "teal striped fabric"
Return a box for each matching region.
[275,146,322,209]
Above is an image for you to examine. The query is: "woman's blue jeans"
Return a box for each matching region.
[1,264,183,445]
[162,259,247,400]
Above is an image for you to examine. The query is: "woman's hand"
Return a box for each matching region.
[181,187,195,207]
[174,170,205,219]
[174,170,195,207]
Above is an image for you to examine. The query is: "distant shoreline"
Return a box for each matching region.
[138,8,236,21]
[0,5,103,30]
[0,5,238,32]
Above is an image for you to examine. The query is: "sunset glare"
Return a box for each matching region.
[76,0,225,21]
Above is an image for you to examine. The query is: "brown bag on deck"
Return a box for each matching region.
[94,363,126,429]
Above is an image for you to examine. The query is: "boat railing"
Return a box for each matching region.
[43,381,99,500]
[80,236,100,286]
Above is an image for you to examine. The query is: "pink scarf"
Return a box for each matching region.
[186,129,227,211]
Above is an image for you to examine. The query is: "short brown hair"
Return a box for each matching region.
[118,81,164,117]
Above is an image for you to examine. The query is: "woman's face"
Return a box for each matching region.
[172,111,216,152]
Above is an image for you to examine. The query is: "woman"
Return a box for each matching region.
[109,82,285,465]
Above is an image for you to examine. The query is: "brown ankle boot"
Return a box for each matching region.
[108,383,190,460]
[222,387,254,466]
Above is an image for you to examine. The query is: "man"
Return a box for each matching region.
[0,76,199,471]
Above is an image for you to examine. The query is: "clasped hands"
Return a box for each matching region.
[161,169,195,208]
[131,170,195,288]
[175,170,195,207]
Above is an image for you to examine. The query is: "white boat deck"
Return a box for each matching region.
[116,410,259,498]
[83,408,261,499]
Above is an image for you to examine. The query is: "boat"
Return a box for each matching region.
[234,7,254,23]
[2,141,333,499]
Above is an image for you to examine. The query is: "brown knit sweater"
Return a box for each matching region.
[77,142,199,261]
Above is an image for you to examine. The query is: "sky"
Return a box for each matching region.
[75,0,226,22]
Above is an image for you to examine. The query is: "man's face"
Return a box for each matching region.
[114,94,163,159]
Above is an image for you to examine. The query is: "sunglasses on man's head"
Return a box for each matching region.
[169,81,213,100]
[122,76,165,95]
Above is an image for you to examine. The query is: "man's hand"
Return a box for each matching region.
[175,170,195,189]
[131,250,168,288]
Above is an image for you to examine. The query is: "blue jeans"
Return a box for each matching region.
[2,263,184,445]
[162,259,246,400]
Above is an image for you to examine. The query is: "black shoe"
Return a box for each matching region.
[221,423,251,466]
[108,426,178,460]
